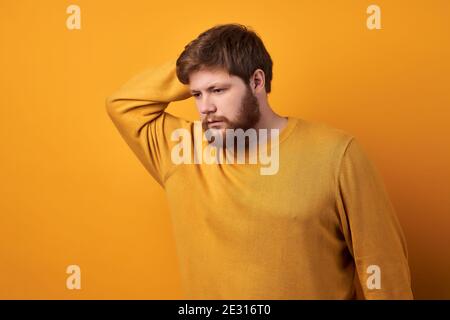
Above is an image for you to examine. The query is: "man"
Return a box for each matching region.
[105,23,413,299]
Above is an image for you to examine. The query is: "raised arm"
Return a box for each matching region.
[105,59,192,187]
[336,137,413,299]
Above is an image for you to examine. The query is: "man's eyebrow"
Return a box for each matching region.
[190,83,230,93]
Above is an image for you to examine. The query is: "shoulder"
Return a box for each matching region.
[289,117,355,154]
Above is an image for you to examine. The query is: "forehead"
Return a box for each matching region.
[189,67,242,91]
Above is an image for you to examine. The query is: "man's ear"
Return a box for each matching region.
[251,69,266,93]
[254,78,261,89]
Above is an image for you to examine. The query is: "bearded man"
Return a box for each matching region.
[106,23,413,300]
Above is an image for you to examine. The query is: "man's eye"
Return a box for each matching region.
[213,88,224,93]
[193,93,201,98]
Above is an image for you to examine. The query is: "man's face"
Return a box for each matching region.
[189,67,261,146]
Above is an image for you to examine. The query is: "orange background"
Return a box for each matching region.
[1,0,449,299]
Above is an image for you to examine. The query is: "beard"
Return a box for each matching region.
[201,84,261,149]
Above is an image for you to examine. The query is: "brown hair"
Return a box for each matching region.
[176,23,273,93]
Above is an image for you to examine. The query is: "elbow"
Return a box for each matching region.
[105,95,119,119]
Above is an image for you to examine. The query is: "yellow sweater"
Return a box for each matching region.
[106,59,413,299]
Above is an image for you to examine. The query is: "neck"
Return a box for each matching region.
[254,101,288,133]
[236,101,288,154]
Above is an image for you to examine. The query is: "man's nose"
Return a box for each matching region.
[198,95,217,115]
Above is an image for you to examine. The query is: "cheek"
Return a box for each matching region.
[221,95,242,117]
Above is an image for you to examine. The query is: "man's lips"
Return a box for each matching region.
[207,121,224,127]
[205,119,225,126]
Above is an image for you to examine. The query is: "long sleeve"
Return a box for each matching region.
[336,137,413,299]
[105,59,192,187]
